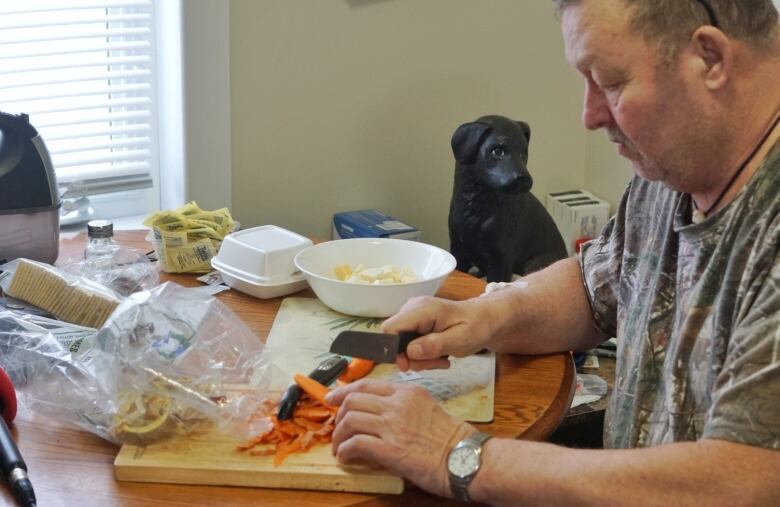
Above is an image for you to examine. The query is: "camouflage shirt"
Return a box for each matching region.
[580,140,780,449]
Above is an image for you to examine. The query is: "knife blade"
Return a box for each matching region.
[329,330,422,363]
[276,355,349,420]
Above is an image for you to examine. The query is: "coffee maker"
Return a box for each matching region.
[0,111,60,264]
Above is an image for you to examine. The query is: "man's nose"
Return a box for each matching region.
[582,81,612,131]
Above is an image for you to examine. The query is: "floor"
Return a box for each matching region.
[548,410,605,448]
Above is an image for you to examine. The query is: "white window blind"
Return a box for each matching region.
[0,0,158,217]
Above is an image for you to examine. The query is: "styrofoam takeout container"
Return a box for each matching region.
[211,225,312,299]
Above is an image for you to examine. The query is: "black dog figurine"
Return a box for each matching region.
[448,115,567,282]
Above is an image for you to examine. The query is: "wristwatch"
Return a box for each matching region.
[446,431,493,502]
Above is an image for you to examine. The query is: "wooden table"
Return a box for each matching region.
[1,230,574,507]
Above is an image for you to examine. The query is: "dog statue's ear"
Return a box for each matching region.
[516,121,531,142]
[451,122,492,164]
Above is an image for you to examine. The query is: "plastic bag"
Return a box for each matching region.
[0,282,284,445]
[60,246,159,297]
[575,373,608,397]
[0,258,123,328]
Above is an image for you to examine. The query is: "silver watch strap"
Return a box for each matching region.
[449,431,493,502]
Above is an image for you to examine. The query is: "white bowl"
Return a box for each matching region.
[211,225,312,299]
[293,238,456,317]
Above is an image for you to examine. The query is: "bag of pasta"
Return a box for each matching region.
[0,282,284,446]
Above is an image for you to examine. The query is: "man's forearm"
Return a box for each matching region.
[484,257,606,354]
[469,438,780,507]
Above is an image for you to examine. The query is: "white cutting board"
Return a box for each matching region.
[265,297,495,423]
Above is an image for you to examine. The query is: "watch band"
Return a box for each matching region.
[448,431,493,502]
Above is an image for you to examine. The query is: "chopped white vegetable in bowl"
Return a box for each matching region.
[333,263,420,284]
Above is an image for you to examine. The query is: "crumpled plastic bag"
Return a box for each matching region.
[0,282,285,446]
[60,245,159,297]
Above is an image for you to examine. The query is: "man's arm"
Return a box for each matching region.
[486,256,607,354]
[328,381,780,506]
[382,257,606,369]
[471,437,780,507]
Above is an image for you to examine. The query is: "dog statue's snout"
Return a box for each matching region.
[503,172,533,194]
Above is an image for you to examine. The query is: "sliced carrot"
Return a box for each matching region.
[236,432,270,450]
[293,373,334,408]
[237,393,338,467]
[339,357,375,383]
[293,406,333,421]
[273,436,302,467]
[293,416,324,431]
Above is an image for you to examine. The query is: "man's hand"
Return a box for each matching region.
[381,295,498,371]
[326,379,474,497]
[383,258,606,370]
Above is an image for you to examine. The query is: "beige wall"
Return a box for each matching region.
[584,133,633,212]
[229,0,587,248]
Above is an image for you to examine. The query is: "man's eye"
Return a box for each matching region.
[490,146,506,157]
[599,80,623,94]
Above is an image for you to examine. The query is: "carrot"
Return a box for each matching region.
[339,357,375,383]
[293,373,334,408]
[273,436,303,467]
[293,406,333,421]
[237,392,338,467]
[236,432,270,450]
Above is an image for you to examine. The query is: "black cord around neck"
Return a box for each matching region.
[695,112,780,218]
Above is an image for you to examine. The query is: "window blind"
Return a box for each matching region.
[0,0,158,201]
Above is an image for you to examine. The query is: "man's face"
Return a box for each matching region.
[562,0,707,189]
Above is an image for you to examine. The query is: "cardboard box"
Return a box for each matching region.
[546,190,610,255]
[332,209,421,240]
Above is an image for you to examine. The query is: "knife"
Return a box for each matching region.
[276,355,349,420]
[329,330,422,363]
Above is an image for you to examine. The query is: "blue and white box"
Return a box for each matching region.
[332,209,421,241]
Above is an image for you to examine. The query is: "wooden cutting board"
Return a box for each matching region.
[115,425,404,494]
[115,298,494,494]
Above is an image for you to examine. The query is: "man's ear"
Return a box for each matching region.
[690,26,732,91]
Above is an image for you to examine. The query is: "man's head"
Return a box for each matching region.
[554,1,778,62]
[556,0,780,192]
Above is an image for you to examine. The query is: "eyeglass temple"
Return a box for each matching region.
[693,0,719,29]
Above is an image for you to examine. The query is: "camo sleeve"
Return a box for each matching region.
[703,233,780,449]
[577,180,635,338]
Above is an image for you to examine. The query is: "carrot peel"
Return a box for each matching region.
[237,374,343,467]
[339,357,375,383]
[293,373,335,409]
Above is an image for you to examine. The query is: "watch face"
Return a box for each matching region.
[448,446,480,479]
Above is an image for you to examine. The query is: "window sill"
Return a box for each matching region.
[60,214,147,234]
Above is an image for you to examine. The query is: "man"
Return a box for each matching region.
[326,0,780,505]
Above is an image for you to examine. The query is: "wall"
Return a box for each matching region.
[229,0,585,248]
[584,132,633,211]
[181,0,232,212]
